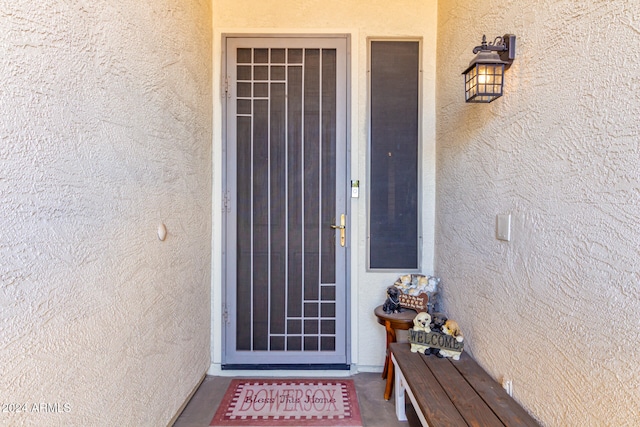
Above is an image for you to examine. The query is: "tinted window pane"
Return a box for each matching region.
[370,41,420,270]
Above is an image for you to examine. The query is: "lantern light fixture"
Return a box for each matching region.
[463,34,516,103]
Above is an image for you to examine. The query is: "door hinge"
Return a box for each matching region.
[223,76,231,98]
[223,192,231,212]
[223,305,229,324]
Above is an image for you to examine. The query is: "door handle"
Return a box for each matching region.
[330,214,346,247]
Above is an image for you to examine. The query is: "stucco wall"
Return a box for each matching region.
[436,1,640,425]
[211,0,438,371]
[1,1,212,426]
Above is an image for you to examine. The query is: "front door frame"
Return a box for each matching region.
[220,33,352,369]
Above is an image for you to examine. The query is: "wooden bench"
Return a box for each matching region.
[390,342,540,426]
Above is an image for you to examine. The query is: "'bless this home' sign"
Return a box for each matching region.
[398,293,428,312]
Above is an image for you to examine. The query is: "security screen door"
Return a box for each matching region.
[223,36,349,366]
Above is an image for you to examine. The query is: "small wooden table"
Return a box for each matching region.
[374,305,417,400]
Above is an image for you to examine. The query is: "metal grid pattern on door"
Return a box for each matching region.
[224,37,348,366]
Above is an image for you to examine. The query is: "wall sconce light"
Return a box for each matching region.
[463,34,516,103]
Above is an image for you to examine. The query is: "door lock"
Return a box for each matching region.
[330,214,346,247]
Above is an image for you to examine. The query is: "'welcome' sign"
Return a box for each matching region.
[409,330,464,353]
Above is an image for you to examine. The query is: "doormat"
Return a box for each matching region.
[210,379,362,427]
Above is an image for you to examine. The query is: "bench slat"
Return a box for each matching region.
[451,353,541,427]
[392,344,468,426]
[421,353,505,426]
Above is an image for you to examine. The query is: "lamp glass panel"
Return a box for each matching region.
[464,62,505,103]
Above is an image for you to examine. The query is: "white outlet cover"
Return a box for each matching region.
[496,214,511,241]
[502,378,513,396]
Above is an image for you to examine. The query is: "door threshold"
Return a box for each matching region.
[223,364,351,371]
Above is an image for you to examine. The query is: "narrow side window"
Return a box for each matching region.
[369,40,420,270]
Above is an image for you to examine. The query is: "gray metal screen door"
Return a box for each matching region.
[223,36,349,366]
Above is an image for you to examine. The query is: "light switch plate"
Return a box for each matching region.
[496,214,511,241]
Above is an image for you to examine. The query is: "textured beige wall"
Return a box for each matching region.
[1,1,212,426]
[211,0,438,371]
[436,1,640,425]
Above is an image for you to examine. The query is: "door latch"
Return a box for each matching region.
[330,214,346,247]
